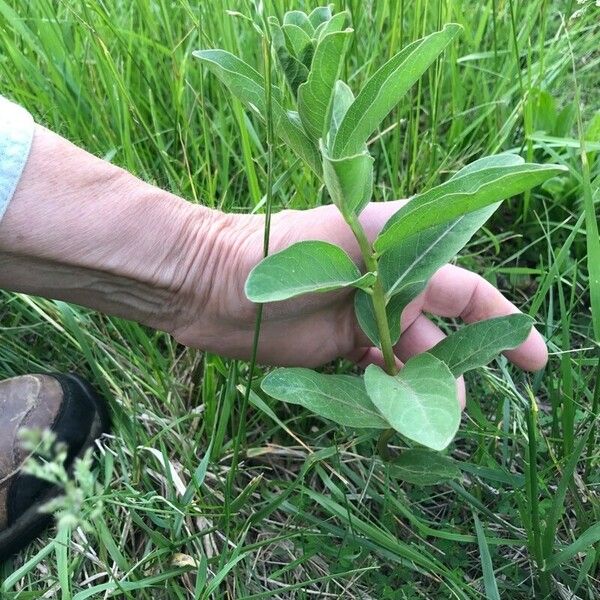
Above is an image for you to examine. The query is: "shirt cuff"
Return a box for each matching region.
[0,97,34,224]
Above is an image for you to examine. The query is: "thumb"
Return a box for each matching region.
[358,199,408,243]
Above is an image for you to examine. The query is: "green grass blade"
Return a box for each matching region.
[473,513,501,600]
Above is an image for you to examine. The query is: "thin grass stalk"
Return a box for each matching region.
[584,353,600,481]
[567,15,600,342]
[224,19,275,544]
[524,387,551,595]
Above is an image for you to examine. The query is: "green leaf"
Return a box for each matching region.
[261,368,389,429]
[308,5,332,28]
[332,24,462,157]
[544,522,600,571]
[380,205,498,300]
[283,10,314,36]
[245,240,363,302]
[281,23,312,61]
[193,49,321,174]
[322,144,374,218]
[315,11,348,41]
[355,155,527,347]
[354,289,402,347]
[388,449,461,485]
[364,353,460,451]
[269,18,309,95]
[298,29,352,141]
[429,314,535,376]
[194,49,277,115]
[328,80,354,144]
[375,162,568,254]
[379,156,527,302]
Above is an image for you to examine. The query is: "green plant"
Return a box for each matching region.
[194,6,566,454]
[18,428,103,532]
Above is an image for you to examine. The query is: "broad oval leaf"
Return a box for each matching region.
[355,156,530,347]
[388,448,461,486]
[322,144,374,218]
[245,240,362,302]
[283,10,314,36]
[194,49,321,174]
[379,156,526,303]
[375,162,568,254]
[332,24,462,157]
[194,49,276,115]
[298,29,352,140]
[380,205,498,300]
[429,314,535,376]
[308,5,332,29]
[364,354,460,451]
[261,368,389,428]
[355,154,529,347]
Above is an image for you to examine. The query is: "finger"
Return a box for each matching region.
[411,264,547,371]
[291,200,408,266]
[345,346,403,371]
[359,199,408,243]
[394,314,467,409]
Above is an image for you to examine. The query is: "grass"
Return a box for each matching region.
[0,0,599,597]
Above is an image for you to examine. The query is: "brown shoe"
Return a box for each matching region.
[0,373,109,561]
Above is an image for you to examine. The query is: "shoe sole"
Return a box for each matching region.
[0,374,109,562]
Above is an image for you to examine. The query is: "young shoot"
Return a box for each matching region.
[194,6,566,456]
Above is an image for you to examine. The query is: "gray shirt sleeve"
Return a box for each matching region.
[0,97,34,224]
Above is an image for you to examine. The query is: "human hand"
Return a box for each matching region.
[0,125,547,404]
[171,201,548,406]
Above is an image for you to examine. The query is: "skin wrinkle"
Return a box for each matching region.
[168,211,263,346]
[161,210,236,332]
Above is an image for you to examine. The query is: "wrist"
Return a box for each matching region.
[0,125,234,335]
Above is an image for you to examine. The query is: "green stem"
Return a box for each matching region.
[525,387,551,596]
[225,31,274,540]
[347,216,398,376]
[584,351,600,481]
[347,216,397,461]
[377,428,394,460]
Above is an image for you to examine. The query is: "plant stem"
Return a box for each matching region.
[348,216,398,376]
[525,387,551,596]
[584,351,600,481]
[225,30,274,538]
[376,428,394,460]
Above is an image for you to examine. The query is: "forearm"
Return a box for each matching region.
[0,125,229,333]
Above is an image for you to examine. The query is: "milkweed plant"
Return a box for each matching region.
[194,6,566,457]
